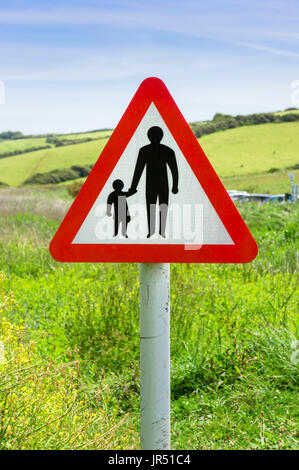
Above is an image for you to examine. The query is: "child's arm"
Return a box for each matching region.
[106,194,113,216]
[123,191,134,197]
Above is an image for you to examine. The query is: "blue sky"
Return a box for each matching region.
[0,0,299,134]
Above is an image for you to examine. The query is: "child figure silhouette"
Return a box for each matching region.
[106,179,133,237]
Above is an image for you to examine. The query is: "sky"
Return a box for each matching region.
[0,0,299,134]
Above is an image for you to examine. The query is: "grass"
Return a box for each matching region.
[0,139,109,186]
[0,137,49,155]
[0,192,298,449]
[275,109,299,116]
[61,168,299,196]
[0,129,113,156]
[0,315,137,450]
[222,168,299,194]
[0,188,70,223]
[0,121,298,187]
[200,121,299,178]
[58,129,113,140]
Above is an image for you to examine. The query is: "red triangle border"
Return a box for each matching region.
[49,77,258,263]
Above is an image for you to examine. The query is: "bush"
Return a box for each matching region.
[267,167,280,173]
[71,164,93,177]
[280,113,299,122]
[46,136,93,147]
[67,181,84,198]
[286,163,299,170]
[23,169,78,185]
[0,145,51,160]
[190,110,299,139]
[23,165,93,186]
[0,131,23,140]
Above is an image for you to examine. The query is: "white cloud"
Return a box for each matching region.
[0,4,298,60]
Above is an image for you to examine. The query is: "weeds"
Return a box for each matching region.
[0,201,298,449]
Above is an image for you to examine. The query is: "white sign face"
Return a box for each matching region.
[73,103,233,247]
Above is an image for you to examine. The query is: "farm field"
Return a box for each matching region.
[200,121,299,177]
[0,137,48,155]
[62,167,299,195]
[0,139,109,186]
[222,168,299,194]
[0,121,298,188]
[0,188,298,450]
[59,129,113,140]
[0,129,113,154]
[275,109,299,116]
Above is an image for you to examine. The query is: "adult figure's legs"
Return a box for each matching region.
[146,187,169,237]
[121,220,128,237]
[146,191,158,237]
[158,188,169,237]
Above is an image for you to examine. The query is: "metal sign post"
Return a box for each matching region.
[139,263,170,450]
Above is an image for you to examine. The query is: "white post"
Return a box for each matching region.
[139,263,170,450]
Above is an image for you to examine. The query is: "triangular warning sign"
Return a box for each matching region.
[50,77,258,263]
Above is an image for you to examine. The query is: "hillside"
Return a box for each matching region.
[0,112,298,193]
[200,121,299,177]
[0,139,108,186]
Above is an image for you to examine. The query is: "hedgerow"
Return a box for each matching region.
[23,165,93,185]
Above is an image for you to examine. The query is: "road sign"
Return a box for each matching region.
[49,77,258,263]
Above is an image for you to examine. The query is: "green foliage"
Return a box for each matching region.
[70,164,93,177]
[0,315,137,449]
[67,181,83,197]
[0,197,298,449]
[222,168,299,195]
[280,113,299,122]
[1,111,299,188]
[0,139,107,186]
[200,121,299,178]
[0,131,23,140]
[267,167,280,173]
[190,110,299,139]
[286,163,299,170]
[0,145,51,160]
[46,136,93,147]
[23,165,93,185]
[0,137,50,158]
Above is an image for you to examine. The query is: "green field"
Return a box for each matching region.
[0,139,109,186]
[0,189,298,450]
[275,109,299,116]
[200,121,299,177]
[222,169,299,194]
[0,137,48,155]
[0,121,298,192]
[58,129,113,140]
[0,129,112,161]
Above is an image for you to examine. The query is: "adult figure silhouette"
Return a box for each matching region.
[129,126,179,238]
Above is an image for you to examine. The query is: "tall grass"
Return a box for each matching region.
[0,200,298,449]
[0,188,70,222]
